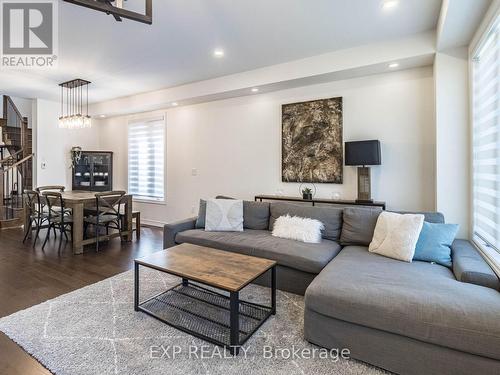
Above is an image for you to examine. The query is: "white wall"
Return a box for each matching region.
[434,48,470,239]
[98,67,436,226]
[33,99,99,189]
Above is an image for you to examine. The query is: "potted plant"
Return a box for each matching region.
[302,187,313,200]
[70,146,82,169]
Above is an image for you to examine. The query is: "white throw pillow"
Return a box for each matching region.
[368,211,424,262]
[272,214,324,243]
[205,199,244,232]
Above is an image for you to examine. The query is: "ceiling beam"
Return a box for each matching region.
[63,0,152,25]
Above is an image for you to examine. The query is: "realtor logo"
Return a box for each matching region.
[1,0,58,68]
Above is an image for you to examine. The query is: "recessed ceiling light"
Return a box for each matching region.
[171,102,178,106]
[251,88,259,93]
[382,0,399,10]
[99,114,106,118]
[388,62,399,68]
[213,49,225,58]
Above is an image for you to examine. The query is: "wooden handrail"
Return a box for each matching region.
[4,153,33,171]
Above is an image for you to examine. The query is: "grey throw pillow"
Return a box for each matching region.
[393,211,445,224]
[242,201,270,230]
[195,199,207,228]
[340,207,382,246]
[269,202,343,241]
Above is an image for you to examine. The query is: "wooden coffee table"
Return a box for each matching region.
[134,243,277,355]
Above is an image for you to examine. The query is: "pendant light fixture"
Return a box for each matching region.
[58,79,92,129]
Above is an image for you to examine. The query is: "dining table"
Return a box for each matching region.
[27,190,133,255]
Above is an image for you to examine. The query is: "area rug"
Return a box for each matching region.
[0,267,387,375]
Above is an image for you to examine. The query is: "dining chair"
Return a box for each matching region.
[23,189,49,246]
[41,191,73,250]
[36,185,71,215]
[35,185,66,193]
[84,191,127,252]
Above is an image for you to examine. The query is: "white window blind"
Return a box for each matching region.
[472,16,500,253]
[128,117,165,202]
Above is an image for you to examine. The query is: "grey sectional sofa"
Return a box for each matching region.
[164,201,343,295]
[163,200,500,374]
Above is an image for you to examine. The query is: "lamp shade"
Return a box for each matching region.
[345,140,381,166]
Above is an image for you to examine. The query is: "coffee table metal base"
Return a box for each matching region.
[134,263,276,355]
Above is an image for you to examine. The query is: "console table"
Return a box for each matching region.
[254,194,386,210]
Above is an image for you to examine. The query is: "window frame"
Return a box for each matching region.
[127,115,167,205]
[469,8,500,275]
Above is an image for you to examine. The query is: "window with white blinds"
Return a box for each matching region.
[472,16,500,253]
[128,117,165,202]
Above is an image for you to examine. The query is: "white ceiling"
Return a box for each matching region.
[1,0,443,103]
[437,0,492,50]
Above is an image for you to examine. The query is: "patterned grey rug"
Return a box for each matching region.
[0,267,386,375]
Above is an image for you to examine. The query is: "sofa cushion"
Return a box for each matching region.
[196,199,270,230]
[195,199,207,229]
[269,202,343,241]
[394,211,445,224]
[175,229,341,274]
[340,207,382,246]
[305,246,500,360]
[452,239,500,290]
[340,209,443,247]
[242,201,270,230]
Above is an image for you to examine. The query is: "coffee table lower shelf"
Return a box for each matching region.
[134,266,276,355]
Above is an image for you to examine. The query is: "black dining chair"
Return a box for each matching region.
[41,191,73,250]
[23,189,49,246]
[84,191,127,252]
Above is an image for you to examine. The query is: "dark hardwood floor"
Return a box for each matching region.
[0,225,164,375]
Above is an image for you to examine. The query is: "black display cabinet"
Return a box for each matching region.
[72,151,113,191]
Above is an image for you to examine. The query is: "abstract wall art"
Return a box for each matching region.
[281,97,343,183]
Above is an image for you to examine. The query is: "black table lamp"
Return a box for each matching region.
[345,140,381,203]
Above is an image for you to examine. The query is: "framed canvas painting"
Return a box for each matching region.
[281,97,343,183]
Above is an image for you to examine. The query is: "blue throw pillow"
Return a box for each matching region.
[414,222,459,267]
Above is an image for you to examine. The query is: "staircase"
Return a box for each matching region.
[0,96,33,229]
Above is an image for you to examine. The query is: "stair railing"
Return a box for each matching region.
[0,96,33,221]
[0,149,23,167]
[3,96,23,128]
[0,153,33,219]
[1,96,28,156]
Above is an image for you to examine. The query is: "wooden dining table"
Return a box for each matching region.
[27,190,133,255]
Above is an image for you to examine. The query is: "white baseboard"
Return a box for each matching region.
[141,219,167,228]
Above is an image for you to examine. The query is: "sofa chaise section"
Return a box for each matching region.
[165,205,500,373]
[304,244,500,375]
